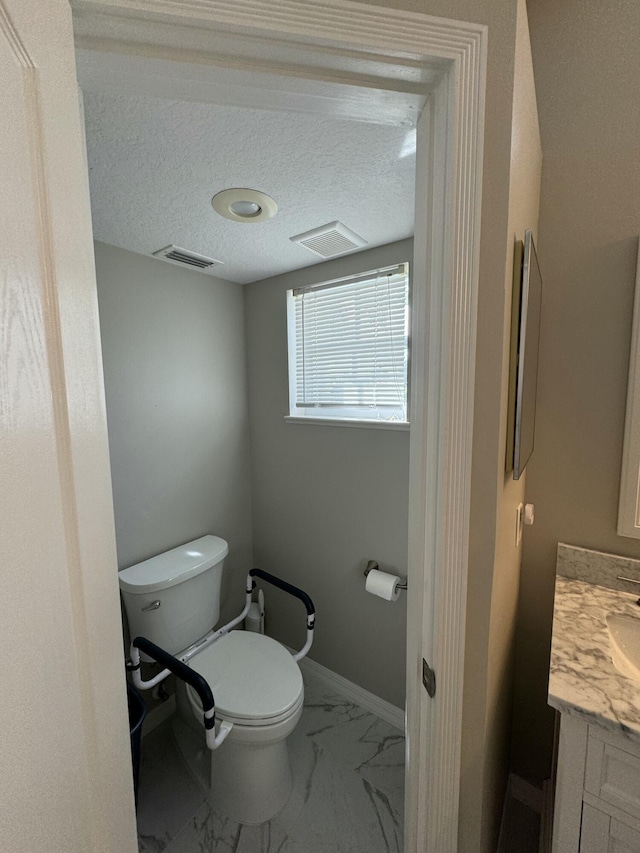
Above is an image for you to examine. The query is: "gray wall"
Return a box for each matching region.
[511,0,640,787]
[94,241,253,619]
[244,240,412,709]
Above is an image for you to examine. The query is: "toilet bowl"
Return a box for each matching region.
[183,630,304,824]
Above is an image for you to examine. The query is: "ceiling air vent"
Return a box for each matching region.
[152,245,223,271]
[290,221,368,259]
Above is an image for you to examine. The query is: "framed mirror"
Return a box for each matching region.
[618,241,640,538]
[506,229,543,480]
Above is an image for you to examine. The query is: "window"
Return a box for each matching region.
[286,263,410,425]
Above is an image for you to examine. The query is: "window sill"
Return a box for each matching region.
[284,416,410,431]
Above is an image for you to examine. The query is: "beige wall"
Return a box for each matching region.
[512,0,640,787]
[244,241,411,708]
[95,242,254,620]
[479,0,541,848]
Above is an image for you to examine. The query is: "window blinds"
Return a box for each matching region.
[291,264,409,420]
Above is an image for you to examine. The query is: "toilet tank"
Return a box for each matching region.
[119,535,228,656]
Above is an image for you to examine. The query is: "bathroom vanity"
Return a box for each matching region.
[550,545,640,852]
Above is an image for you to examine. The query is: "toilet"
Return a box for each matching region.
[118,535,306,825]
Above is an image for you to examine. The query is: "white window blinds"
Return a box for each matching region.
[288,264,409,423]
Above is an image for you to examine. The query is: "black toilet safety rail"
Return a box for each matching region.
[125,567,315,750]
[248,568,315,661]
[128,636,234,750]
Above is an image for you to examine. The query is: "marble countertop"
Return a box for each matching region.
[549,576,640,741]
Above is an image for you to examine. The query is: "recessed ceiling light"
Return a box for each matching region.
[230,200,261,217]
[212,188,278,223]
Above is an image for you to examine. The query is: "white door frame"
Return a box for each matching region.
[1,0,138,849]
[72,1,487,849]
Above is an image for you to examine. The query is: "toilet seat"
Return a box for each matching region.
[186,631,304,727]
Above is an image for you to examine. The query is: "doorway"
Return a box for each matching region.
[85,79,414,847]
[67,2,485,849]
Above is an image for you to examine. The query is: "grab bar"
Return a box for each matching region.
[249,568,315,661]
[128,636,233,750]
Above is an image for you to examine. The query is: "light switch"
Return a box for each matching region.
[524,503,535,526]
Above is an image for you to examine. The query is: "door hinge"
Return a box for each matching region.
[422,658,436,698]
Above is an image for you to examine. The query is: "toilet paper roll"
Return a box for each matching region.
[365,568,401,602]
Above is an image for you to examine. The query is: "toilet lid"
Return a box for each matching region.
[186,632,303,723]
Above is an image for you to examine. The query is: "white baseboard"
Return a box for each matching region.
[142,694,176,738]
[497,774,546,853]
[510,773,544,813]
[298,654,405,731]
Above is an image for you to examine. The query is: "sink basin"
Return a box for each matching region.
[607,612,640,683]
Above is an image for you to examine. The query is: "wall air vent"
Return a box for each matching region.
[290,221,368,259]
[152,245,223,271]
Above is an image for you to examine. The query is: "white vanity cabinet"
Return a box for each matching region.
[554,714,640,852]
[549,561,640,852]
[580,804,640,853]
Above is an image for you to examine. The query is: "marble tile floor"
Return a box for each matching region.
[136,670,405,853]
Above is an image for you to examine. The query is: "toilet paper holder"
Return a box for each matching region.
[364,560,408,590]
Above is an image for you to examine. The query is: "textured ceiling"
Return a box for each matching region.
[83,91,416,284]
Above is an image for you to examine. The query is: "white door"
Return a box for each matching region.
[0,0,137,850]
